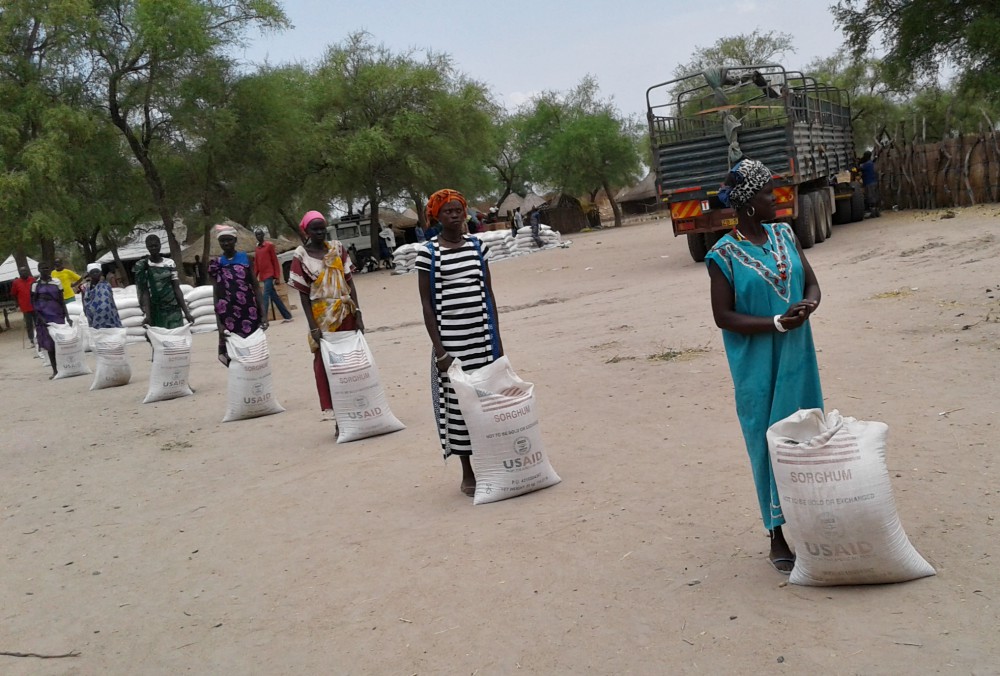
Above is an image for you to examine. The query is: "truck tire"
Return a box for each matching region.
[833,194,852,225]
[687,232,709,262]
[813,192,828,243]
[794,193,816,249]
[850,184,865,222]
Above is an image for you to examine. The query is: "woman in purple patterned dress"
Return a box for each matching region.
[209,224,267,366]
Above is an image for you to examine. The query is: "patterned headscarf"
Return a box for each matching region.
[425,189,467,223]
[299,210,326,236]
[214,224,238,240]
[718,159,773,211]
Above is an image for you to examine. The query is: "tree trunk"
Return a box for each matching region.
[414,195,426,229]
[602,179,624,227]
[39,236,55,263]
[200,219,213,285]
[368,189,381,253]
[13,244,29,273]
[277,208,304,242]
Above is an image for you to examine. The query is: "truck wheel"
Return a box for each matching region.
[833,195,852,225]
[814,192,828,243]
[850,185,865,222]
[687,233,709,262]
[794,193,816,249]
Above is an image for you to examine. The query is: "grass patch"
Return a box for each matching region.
[647,347,709,362]
[605,354,636,364]
[869,289,913,300]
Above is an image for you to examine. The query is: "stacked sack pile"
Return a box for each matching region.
[391,243,423,275]
[474,230,518,262]
[113,286,149,344]
[512,224,563,253]
[183,284,218,334]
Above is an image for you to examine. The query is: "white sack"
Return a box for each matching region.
[448,356,561,505]
[143,324,194,403]
[320,331,405,443]
[49,322,91,379]
[191,304,216,319]
[767,409,936,586]
[185,285,214,303]
[222,329,285,422]
[118,306,144,320]
[191,323,218,334]
[90,327,132,390]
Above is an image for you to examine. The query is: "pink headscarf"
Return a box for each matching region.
[299,210,326,236]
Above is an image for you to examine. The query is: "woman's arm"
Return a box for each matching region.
[248,262,268,330]
[347,277,363,333]
[418,270,451,370]
[708,262,776,334]
[483,261,504,356]
[171,278,194,323]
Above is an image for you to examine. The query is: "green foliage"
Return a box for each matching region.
[521,77,642,226]
[834,0,1000,103]
[674,30,796,80]
[310,33,497,246]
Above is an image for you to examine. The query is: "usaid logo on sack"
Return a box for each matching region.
[347,395,382,420]
[244,382,270,405]
[513,436,531,455]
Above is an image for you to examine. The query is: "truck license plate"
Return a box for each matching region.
[721,217,738,227]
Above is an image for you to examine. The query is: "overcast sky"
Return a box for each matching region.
[237,0,849,119]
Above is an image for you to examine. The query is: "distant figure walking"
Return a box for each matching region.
[254,229,293,322]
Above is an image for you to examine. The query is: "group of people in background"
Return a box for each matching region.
[10,166,824,574]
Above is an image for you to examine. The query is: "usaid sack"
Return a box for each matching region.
[143,324,194,403]
[448,356,561,505]
[320,331,405,442]
[767,409,936,586]
[222,329,285,422]
[49,322,91,379]
[90,327,131,390]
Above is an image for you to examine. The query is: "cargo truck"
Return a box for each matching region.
[646,64,866,262]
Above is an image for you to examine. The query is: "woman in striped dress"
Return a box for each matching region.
[416,189,504,496]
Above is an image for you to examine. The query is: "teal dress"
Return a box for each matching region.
[705,222,823,530]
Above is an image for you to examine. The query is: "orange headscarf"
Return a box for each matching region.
[425,189,467,223]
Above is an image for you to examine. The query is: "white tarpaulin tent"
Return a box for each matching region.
[0,254,39,283]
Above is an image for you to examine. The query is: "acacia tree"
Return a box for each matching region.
[489,113,532,210]
[85,0,287,278]
[312,33,496,251]
[834,0,1000,101]
[674,30,795,79]
[521,77,642,227]
[0,0,92,266]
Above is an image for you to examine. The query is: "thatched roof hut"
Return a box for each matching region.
[498,193,524,216]
[615,171,660,215]
[540,194,589,234]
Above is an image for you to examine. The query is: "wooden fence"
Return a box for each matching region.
[877,130,1000,209]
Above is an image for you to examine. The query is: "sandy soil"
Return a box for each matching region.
[2,207,998,674]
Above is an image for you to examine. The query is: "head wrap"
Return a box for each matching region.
[214,223,238,240]
[425,189,467,223]
[718,159,773,211]
[87,263,101,274]
[299,210,326,235]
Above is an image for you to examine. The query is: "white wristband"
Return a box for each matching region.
[773,315,788,333]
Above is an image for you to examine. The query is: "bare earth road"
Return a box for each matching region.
[2,207,998,674]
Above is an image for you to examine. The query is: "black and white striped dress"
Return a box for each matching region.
[415,236,498,458]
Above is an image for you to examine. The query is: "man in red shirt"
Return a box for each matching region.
[10,266,36,346]
[253,229,293,322]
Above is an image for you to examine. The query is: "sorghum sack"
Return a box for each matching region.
[90,327,131,390]
[320,330,405,442]
[767,409,935,586]
[448,356,561,505]
[222,329,285,422]
[143,324,194,403]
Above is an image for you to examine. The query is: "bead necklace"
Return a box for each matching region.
[733,227,788,280]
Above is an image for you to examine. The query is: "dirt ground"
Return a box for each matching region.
[2,206,998,674]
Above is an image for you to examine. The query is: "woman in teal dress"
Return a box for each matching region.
[705,158,823,574]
